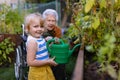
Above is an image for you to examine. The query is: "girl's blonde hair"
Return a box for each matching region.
[24,12,44,33]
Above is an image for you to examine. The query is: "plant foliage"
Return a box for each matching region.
[66,0,120,79]
[0,4,24,34]
[0,38,15,66]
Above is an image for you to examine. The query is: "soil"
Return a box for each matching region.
[84,50,115,80]
[84,62,113,80]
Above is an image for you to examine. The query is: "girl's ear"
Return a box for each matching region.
[25,28,28,34]
[25,29,28,34]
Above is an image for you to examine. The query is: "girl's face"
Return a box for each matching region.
[29,18,44,38]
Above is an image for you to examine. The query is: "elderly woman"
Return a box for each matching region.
[42,9,62,39]
[42,9,66,80]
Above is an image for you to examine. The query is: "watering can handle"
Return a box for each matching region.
[46,38,64,52]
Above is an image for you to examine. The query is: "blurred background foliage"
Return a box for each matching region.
[0,4,24,34]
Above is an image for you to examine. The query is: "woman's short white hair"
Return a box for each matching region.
[42,9,58,21]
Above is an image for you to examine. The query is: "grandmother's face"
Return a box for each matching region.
[44,14,56,30]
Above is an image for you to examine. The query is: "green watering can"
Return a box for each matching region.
[47,39,81,64]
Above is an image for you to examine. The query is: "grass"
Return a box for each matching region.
[0,64,15,80]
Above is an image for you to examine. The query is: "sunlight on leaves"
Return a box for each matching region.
[107,65,117,79]
[92,17,100,30]
[85,0,95,13]
[99,0,107,9]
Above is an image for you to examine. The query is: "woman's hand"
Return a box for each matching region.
[54,37,60,44]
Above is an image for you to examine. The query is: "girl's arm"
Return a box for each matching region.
[26,40,57,67]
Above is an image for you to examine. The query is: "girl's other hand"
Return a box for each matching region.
[47,57,58,66]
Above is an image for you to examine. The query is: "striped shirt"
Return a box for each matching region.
[27,35,49,60]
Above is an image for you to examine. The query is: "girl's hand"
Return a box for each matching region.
[47,57,58,66]
[45,36,53,41]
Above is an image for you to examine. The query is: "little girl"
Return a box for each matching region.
[24,12,57,80]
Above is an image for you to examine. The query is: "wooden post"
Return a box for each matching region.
[71,49,84,80]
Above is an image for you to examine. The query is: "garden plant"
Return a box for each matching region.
[66,0,120,80]
[0,4,24,66]
[0,38,15,66]
[0,4,24,34]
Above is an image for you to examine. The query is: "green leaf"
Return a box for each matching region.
[107,65,117,79]
[109,35,116,43]
[8,57,11,63]
[85,0,95,13]
[6,49,9,54]
[9,48,14,52]
[83,15,90,21]
[3,53,7,59]
[0,50,2,55]
[92,17,100,30]
[76,19,80,26]
[85,45,94,52]
[100,0,107,9]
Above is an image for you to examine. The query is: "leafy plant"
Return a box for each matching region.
[0,38,15,66]
[66,0,120,79]
[0,4,24,34]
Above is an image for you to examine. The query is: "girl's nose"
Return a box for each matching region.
[38,27,44,31]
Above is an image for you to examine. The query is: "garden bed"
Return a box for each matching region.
[0,34,22,47]
[0,34,23,67]
[84,50,119,80]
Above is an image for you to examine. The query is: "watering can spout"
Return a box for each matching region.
[69,44,81,56]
